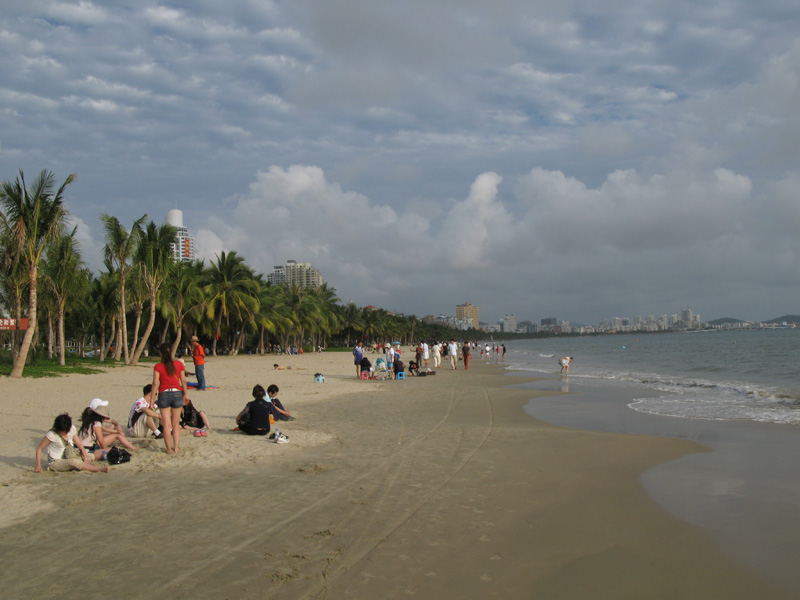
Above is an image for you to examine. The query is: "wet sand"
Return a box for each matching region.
[0,353,789,599]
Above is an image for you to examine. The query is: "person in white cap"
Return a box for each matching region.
[78,399,137,458]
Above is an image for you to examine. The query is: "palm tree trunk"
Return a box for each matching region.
[9,267,39,378]
[130,292,157,366]
[120,278,130,364]
[57,303,66,366]
[212,313,223,356]
[47,314,54,359]
[131,304,143,361]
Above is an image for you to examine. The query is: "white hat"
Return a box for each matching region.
[89,398,109,411]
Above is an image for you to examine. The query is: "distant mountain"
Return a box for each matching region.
[763,315,800,325]
[707,317,745,326]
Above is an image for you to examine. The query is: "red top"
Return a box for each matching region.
[154,360,185,393]
[193,343,205,366]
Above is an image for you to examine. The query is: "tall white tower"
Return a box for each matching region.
[166,209,195,263]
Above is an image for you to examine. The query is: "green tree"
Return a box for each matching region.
[0,169,76,378]
[102,213,146,364]
[129,221,177,365]
[161,260,205,356]
[43,225,84,365]
[204,251,259,356]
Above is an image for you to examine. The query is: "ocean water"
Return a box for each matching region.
[501,328,800,424]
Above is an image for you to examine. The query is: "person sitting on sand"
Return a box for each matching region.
[236,384,273,436]
[35,413,109,473]
[78,401,137,459]
[273,364,306,370]
[393,357,405,378]
[359,356,373,378]
[127,384,162,439]
[408,360,419,376]
[180,397,212,434]
[267,384,295,421]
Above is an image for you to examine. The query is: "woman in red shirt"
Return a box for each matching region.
[152,342,188,454]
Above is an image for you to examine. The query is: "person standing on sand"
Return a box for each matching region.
[190,336,206,391]
[422,341,430,367]
[502,344,507,362]
[152,342,189,455]
[353,341,365,378]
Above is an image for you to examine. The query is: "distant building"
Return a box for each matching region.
[267,259,324,289]
[455,302,479,329]
[166,209,195,263]
[501,314,518,333]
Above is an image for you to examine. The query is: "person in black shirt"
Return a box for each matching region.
[236,385,273,436]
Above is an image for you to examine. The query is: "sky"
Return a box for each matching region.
[2,1,800,326]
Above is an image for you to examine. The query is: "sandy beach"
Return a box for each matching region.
[0,352,789,599]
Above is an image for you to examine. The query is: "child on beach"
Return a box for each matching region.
[127,384,162,439]
[78,400,137,458]
[35,413,109,473]
[267,384,295,421]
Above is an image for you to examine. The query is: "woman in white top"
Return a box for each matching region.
[35,413,109,473]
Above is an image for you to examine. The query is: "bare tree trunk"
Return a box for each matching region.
[47,314,54,359]
[9,267,39,378]
[57,304,66,366]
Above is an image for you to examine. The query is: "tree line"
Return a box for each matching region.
[1,169,480,377]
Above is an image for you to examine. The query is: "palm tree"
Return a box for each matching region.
[339,302,365,347]
[129,221,177,365]
[43,225,84,365]
[203,251,259,356]
[0,169,76,378]
[161,260,205,356]
[91,265,119,361]
[0,225,27,363]
[102,214,146,364]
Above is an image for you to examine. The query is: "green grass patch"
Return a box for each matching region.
[0,353,125,378]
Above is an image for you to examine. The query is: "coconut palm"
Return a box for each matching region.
[129,221,177,365]
[0,225,27,362]
[43,225,84,365]
[0,169,76,378]
[102,213,146,363]
[161,259,205,356]
[203,251,259,356]
[91,265,119,361]
[339,302,365,347]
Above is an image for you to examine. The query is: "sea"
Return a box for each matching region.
[498,329,800,594]
[503,328,800,424]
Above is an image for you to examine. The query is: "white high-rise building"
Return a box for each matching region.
[166,209,195,263]
[267,259,324,289]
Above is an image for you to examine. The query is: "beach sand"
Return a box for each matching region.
[0,352,789,599]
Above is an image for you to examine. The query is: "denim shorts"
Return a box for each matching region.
[156,390,183,409]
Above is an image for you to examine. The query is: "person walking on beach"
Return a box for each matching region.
[447,339,459,370]
[152,342,189,454]
[432,342,442,368]
[190,336,206,391]
[353,341,365,378]
[502,344,507,362]
[462,342,471,370]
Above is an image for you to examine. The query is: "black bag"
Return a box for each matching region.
[106,447,131,465]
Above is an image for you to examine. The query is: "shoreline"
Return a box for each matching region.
[0,354,788,598]
[517,372,800,595]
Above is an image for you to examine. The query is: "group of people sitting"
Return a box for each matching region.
[34,341,297,473]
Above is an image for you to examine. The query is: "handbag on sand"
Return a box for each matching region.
[106,447,131,465]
